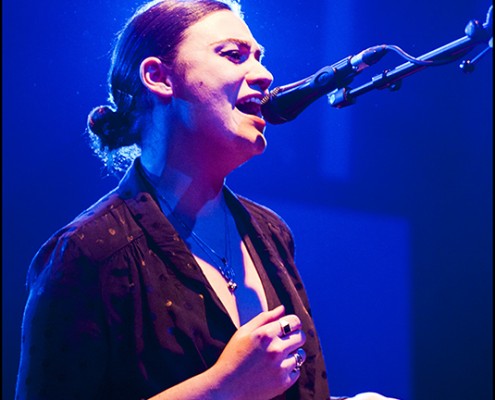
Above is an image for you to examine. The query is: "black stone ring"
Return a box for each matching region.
[279,318,291,336]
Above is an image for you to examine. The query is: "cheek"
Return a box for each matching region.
[193,70,242,104]
[190,82,236,114]
[172,71,242,127]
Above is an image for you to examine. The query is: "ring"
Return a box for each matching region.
[293,349,304,371]
[279,318,291,336]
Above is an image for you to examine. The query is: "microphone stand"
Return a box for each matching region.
[328,6,493,108]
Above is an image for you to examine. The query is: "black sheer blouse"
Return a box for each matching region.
[16,158,330,400]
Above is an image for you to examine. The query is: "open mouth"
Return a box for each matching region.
[235,97,262,118]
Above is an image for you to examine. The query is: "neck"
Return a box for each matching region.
[141,156,227,223]
[139,110,238,219]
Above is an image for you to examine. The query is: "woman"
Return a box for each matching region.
[16,1,399,399]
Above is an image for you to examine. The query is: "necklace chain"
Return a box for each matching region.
[156,192,238,292]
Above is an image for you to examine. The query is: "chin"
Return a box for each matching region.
[253,133,268,154]
[230,131,267,169]
[240,128,267,157]
[238,119,267,147]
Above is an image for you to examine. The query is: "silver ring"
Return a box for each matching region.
[279,318,291,336]
[293,349,304,371]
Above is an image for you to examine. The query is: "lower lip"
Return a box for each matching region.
[250,114,267,132]
[235,107,267,132]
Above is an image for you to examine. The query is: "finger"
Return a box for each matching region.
[279,329,307,358]
[292,348,306,371]
[240,305,286,332]
[288,366,301,382]
[280,348,306,375]
[275,315,302,338]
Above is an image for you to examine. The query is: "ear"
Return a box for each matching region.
[139,56,174,100]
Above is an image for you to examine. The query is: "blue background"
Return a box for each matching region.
[3,1,493,399]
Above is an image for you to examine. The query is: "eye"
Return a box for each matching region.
[221,49,247,64]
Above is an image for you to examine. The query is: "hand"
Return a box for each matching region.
[348,393,400,400]
[211,305,306,400]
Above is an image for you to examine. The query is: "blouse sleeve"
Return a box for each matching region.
[16,235,108,400]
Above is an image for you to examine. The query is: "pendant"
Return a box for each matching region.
[227,280,238,292]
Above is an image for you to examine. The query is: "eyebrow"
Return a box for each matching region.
[211,38,266,58]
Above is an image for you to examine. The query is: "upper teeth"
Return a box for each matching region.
[239,97,261,105]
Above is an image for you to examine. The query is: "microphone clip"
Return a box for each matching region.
[261,46,388,124]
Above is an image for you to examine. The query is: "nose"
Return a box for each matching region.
[246,62,273,93]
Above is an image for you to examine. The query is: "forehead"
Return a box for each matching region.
[179,10,263,54]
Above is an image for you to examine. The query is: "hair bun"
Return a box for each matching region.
[87,105,123,149]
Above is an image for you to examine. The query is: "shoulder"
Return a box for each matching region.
[67,190,144,258]
[234,194,295,252]
[237,195,292,231]
[27,190,145,287]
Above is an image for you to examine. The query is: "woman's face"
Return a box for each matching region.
[167,10,274,167]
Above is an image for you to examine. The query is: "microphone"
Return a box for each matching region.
[261,45,388,124]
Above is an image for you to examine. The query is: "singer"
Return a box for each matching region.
[15,1,398,399]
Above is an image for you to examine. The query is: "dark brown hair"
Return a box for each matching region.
[87,0,242,174]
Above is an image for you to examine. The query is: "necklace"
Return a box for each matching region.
[157,192,238,292]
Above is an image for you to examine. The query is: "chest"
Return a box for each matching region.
[193,238,268,328]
